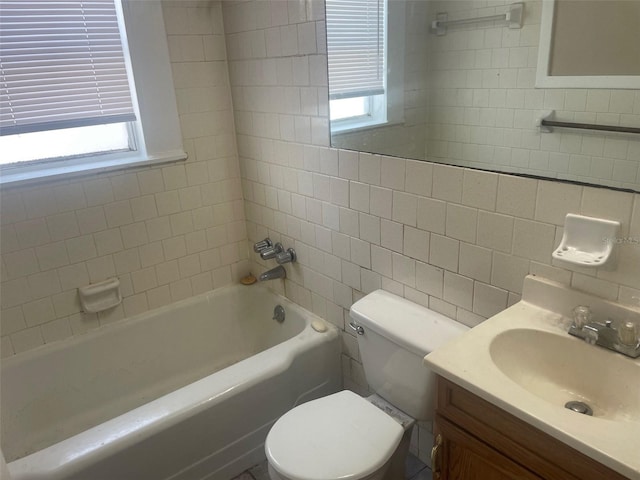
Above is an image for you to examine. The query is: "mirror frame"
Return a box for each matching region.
[536,0,640,89]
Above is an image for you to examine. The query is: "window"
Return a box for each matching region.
[326,0,386,131]
[0,0,185,184]
[325,0,404,133]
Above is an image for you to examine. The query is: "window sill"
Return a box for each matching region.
[0,150,187,187]
[331,119,405,136]
[330,118,391,135]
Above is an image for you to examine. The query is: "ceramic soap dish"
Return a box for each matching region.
[552,214,620,268]
[79,277,122,313]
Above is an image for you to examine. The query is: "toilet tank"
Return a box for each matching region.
[349,290,469,420]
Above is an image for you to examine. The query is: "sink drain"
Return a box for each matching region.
[564,401,593,416]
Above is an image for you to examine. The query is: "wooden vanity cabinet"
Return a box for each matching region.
[433,376,629,480]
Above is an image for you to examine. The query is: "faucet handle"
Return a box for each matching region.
[618,321,638,347]
[276,248,296,264]
[260,242,284,260]
[582,325,599,345]
[572,305,592,329]
[253,238,273,253]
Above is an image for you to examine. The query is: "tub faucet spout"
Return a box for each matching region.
[259,265,286,281]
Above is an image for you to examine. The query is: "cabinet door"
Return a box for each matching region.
[435,415,544,480]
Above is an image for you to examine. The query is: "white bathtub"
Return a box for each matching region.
[1,284,341,480]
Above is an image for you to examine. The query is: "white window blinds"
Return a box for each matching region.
[325,0,385,101]
[0,0,136,136]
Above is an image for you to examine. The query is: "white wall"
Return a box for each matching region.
[0,1,248,357]
[221,0,639,463]
[0,0,638,465]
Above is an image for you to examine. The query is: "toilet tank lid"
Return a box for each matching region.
[350,290,469,356]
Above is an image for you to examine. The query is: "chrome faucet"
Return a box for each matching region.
[253,238,273,253]
[568,305,640,358]
[259,265,286,281]
[275,247,296,264]
[259,242,284,260]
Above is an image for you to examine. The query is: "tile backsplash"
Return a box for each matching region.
[222,0,639,345]
[1,0,638,467]
[221,0,639,460]
[0,1,248,357]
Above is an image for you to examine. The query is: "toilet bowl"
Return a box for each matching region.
[265,290,469,480]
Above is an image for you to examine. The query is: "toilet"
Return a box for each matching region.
[265,289,469,480]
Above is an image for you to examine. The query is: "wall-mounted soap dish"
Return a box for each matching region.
[552,214,620,268]
[78,277,122,313]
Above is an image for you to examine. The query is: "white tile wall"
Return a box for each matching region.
[1,0,638,466]
[0,1,248,358]
[425,0,640,191]
[222,0,640,463]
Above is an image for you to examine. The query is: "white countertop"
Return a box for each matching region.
[424,275,640,480]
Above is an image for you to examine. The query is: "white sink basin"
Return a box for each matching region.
[489,328,640,423]
[423,275,640,480]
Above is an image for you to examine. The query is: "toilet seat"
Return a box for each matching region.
[265,390,404,480]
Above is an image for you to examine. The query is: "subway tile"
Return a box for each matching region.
[380,156,405,190]
[23,297,56,327]
[392,192,418,227]
[359,213,380,245]
[476,211,514,253]
[371,245,392,278]
[432,165,463,203]
[370,187,393,220]
[46,212,80,242]
[416,262,443,298]
[380,219,404,253]
[0,307,26,336]
[417,198,446,235]
[429,234,459,272]
[3,249,39,279]
[473,282,508,318]
[491,253,530,294]
[496,175,537,219]
[443,271,473,310]
[11,327,44,354]
[338,150,359,180]
[512,219,556,264]
[392,253,415,288]
[349,182,370,213]
[403,226,430,263]
[359,153,381,186]
[445,204,477,243]
[461,169,498,211]
[459,243,492,283]
[405,161,432,197]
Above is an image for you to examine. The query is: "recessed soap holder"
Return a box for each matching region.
[78,277,122,313]
[553,214,620,268]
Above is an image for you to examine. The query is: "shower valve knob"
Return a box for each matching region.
[276,248,296,264]
[253,238,273,253]
[260,242,284,260]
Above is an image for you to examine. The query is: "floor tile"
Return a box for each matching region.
[233,453,430,480]
[249,460,270,480]
[405,453,427,478]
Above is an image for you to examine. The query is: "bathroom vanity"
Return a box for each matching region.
[432,376,628,480]
[424,275,640,480]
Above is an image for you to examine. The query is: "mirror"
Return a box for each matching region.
[327,0,640,193]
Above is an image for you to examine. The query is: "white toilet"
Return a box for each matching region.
[265,289,469,480]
